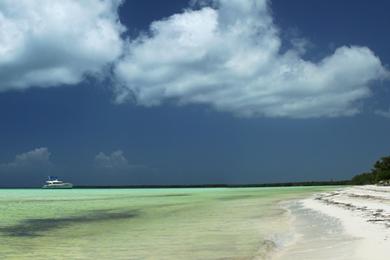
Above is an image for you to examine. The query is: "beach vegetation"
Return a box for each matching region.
[351,156,390,185]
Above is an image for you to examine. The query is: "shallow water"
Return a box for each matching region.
[0,187,334,259]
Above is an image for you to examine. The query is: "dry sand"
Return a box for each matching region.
[299,185,390,260]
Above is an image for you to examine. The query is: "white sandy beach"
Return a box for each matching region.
[277,186,390,260]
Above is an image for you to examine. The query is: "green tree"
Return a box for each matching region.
[351,172,375,185]
[351,155,390,185]
[373,156,390,182]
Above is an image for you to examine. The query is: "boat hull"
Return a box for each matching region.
[42,183,73,189]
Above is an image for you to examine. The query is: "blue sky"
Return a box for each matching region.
[0,0,389,187]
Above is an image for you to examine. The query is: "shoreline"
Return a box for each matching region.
[276,186,390,259]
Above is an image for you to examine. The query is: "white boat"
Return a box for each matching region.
[42,176,73,189]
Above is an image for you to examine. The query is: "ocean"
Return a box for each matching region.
[0,187,335,259]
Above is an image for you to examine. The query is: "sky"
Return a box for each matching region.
[0,0,390,187]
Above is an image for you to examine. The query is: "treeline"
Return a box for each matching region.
[74,180,350,189]
[351,155,390,185]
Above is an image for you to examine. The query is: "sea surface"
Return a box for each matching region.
[0,187,335,259]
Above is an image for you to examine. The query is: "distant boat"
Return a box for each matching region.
[42,176,73,189]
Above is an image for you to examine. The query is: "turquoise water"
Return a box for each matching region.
[0,187,334,259]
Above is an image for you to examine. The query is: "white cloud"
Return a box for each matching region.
[0,0,387,118]
[0,0,124,91]
[0,147,52,170]
[114,0,389,118]
[375,108,390,119]
[95,150,131,170]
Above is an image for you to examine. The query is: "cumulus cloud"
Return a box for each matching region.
[95,150,133,170]
[114,0,388,118]
[0,147,52,171]
[0,0,124,91]
[0,0,387,118]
